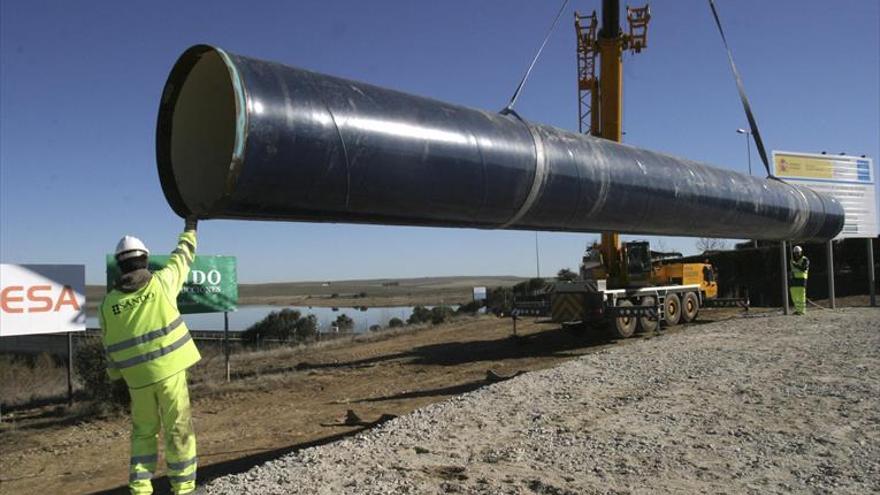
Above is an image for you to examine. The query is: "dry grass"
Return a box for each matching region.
[187,319,453,391]
[0,316,473,410]
[0,354,69,408]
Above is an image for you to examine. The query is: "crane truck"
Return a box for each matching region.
[514,240,748,338]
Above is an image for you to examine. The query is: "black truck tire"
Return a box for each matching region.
[664,293,682,326]
[682,292,699,322]
[638,296,659,332]
[612,300,638,338]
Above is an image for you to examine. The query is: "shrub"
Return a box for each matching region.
[74,338,129,407]
[407,306,432,325]
[430,305,456,324]
[407,305,455,325]
[296,314,318,341]
[334,313,354,331]
[456,300,483,315]
[388,317,405,328]
[242,308,317,345]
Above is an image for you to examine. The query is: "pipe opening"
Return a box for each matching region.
[159,47,239,216]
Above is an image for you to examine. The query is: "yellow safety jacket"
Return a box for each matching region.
[790,255,809,287]
[100,231,201,389]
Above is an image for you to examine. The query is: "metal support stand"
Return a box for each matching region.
[827,240,836,309]
[67,332,74,405]
[780,241,790,315]
[224,312,231,382]
[869,238,876,307]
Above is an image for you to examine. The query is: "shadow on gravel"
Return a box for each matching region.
[89,415,397,495]
[354,378,490,403]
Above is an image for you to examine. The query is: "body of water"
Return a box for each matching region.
[87,305,442,333]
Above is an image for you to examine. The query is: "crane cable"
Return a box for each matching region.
[707,0,776,179]
[501,0,570,116]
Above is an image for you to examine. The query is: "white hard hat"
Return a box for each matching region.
[115,235,150,261]
[792,245,803,255]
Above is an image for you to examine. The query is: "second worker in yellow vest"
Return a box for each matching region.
[789,245,809,316]
[100,216,201,495]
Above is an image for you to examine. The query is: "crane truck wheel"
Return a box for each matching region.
[664,293,682,326]
[612,300,637,339]
[682,292,699,322]
[638,296,659,333]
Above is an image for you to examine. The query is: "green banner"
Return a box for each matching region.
[106,255,238,314]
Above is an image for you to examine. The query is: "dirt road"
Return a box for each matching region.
[1,310,636,494]
[204,307,880,494]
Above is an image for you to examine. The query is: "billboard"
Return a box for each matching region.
[0,264,86,336]
[106,255,237,314]
[473,286,487,301]
[773,151,877,239]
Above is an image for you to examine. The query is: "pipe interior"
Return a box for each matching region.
[170,50,237,215]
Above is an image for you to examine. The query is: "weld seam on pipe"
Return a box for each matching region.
[308,70,353,210]
[498,121,548,229]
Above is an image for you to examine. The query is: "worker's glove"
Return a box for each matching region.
[185,215,198,232]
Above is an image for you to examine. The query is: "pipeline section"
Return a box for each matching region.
[156,45,844,241]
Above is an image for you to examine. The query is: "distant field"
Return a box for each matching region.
[86,275,527,314]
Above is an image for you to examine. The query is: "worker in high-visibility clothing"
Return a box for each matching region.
[100,217,201,495]
[789,245,809,315]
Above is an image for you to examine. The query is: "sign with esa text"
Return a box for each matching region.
[773,151,877,239]
[0,264,86,336]
[106,255,237,314]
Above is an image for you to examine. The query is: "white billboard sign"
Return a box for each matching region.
[772,151,878,239]
[0,264,86,336]
[473,286,487,301]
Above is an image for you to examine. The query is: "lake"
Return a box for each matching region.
[86,305,447,333]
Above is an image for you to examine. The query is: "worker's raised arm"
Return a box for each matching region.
[155,217,198,298]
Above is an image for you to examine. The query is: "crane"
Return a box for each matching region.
[575,0,650,286]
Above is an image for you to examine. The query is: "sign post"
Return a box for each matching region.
[773,151,878,306]
[224,311,231,383]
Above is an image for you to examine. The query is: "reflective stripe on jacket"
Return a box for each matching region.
[101,231,201,388]
[790,256,809,280]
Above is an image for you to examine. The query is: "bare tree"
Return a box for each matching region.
[696,237,728,253]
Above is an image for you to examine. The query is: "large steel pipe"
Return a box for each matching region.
[156,45,844,241]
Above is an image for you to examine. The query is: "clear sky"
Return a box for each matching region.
[1,0,878,284]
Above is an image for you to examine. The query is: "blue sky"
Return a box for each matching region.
[1,0,878,284]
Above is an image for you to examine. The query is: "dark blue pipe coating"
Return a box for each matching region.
[157,45,844,241]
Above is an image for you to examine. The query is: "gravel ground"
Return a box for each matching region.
[204,308,879,494]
